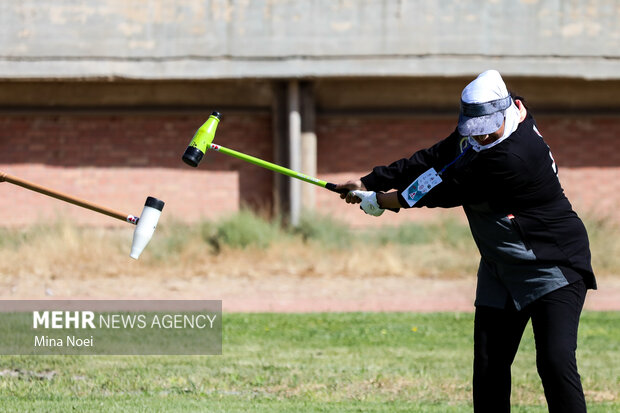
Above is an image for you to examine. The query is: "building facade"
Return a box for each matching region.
[1,1,619,226]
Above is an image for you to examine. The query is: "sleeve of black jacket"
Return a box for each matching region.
[360,130,467,209]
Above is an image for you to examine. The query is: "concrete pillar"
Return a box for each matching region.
[287,80,302,226]
[300,81,317,210]
[272,80,313,225]
[272,81,289,218]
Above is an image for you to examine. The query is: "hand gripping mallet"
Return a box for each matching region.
[181,111,348,194]
[0,171,164,259]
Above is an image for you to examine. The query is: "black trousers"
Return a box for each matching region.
[473,280,587,413]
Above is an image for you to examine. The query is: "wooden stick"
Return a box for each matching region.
[0,171,135,224]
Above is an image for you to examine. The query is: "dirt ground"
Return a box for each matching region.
[4,273,619,313]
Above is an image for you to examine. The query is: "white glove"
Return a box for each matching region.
[351,190,384,217]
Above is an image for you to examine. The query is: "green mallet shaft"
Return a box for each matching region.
[209,143,342,191]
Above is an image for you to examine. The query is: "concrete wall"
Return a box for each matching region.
[3,76,620,112]
[1,0,619,80]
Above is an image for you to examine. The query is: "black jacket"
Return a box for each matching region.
[361,113,596,309]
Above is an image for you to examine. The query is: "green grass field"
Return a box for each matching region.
[1,312,618,412]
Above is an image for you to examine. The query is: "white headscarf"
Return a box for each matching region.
[460,70,520,152]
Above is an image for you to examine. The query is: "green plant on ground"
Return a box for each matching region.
[293,211,354,249]
[1,211,619,277]
[371,222,433,246]
[203,209,284,251]
[582,215,620,275]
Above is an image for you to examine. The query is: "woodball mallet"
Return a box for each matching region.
[181,111,349,194]
[0,171,164,259]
